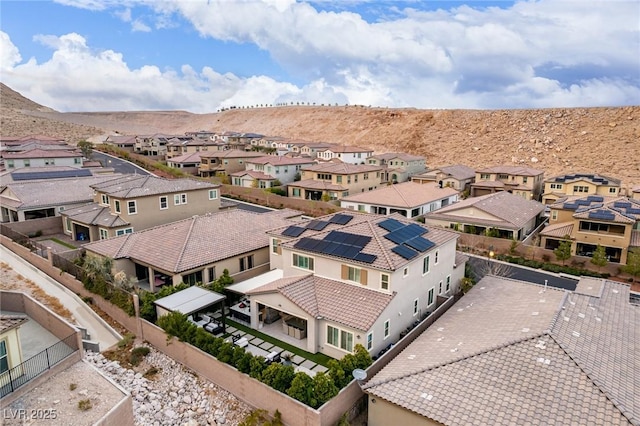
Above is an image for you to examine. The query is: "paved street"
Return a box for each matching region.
[467,254,578,291]
[91,151,151,175]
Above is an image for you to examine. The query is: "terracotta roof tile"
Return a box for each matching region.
[302,162,382,174]
[341,182,458,208]
[539,222,574,238]
[0,315,28,333]
[476,165,544,176]
[91,175,218,198]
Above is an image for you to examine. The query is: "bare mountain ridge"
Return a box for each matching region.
[2,83,639,187]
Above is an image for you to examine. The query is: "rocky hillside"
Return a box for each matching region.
[2,83,639,187]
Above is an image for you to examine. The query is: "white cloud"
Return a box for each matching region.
[0,32,22,69]
[114,7,131,22]
[131,19,151,32]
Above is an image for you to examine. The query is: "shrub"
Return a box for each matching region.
[130,346,151,366]
[69,383,77,391]
[78,399,92,411]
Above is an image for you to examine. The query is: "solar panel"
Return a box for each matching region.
[329,214,353,225]
[587,195,604,202]
[306,220,329,231]
[405,223,427,237]
[325,230,349,244]
[627,208,640,215]
[392,245,419,260]
[614,201,631,208]
[294,238,312,250]
[384,231,407,245]
[563,203,578,210]
[354,253,377,264]
[378,218,404,232]
[11,169,93,181]
[341,246,362,259]
[404,236,435,252]
[282,225,305,237]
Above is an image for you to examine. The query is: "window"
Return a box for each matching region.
[115,228,133,236]
[523,177,528,184]
[384,320,390,339]
[0,340,7,373]
[174,193,187,205]
[403,267,409,277]
[114,200,121,214]
[209,189,218,200]
[23,160,30,167]
[343,265,367,285]
[446,275,451,292]
[293,253,314,271]
[498,174,509,179]
[327,325,354,352]
[413,298,419,316]
[159,196,168,210]
[292,188,301,197]
[609,187,617,194]
[434,250,439,265]
[480,173,490,180]
[366,332,373,350]
[550,183,563,189]
[358,205,365,211]
[127,200,137,215]
[99,229,108,240]
[381,274,389,290]
[336,176,342,184]
[65,217,71,232]
[44,159,55,166]
[428,288,434,306]
[551,210,558,220]
[74,158,81,164]
[573,185,588,193]
[272,238,281,255]
[239,254,254,271]
[423,256,430,274]
[182,270,203,286]
[101,194,109,205]
[364,173,369,180]
[438,281,443,294]
[207,266,216,282]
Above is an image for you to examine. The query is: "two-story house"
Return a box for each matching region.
[340,182,459,218]
[287,162,384,201]
[290,142,334,158]
[411,164,476,192]
[471,165,544,200]
[198,150,264,178]
[103,135,137,152]
[541,173,622,205]
[166,152,203,175]
[243,212,466,358]
[165,138,224,159]
[60,175,222,242]
[230,156,317,188]
[632,185,640,200]
[316,145,374,164]
[539,195,640,264]
[366,153,427,183]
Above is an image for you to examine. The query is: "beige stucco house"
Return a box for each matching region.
[541,173,622,205]
[198,150,264,178]
[287,162,384,201]
[366,153,426,183]
[411,164,476,192]
[0,315,28,380]
[471,165,544,200]
[60,175,222,242]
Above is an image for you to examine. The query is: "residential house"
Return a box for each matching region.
[287,162,384,201]
[541,173,622,205]
[471,165,544,200]
[244,212,466,358]
[251,136,288,150]
[1,135,66,148]
[198,150,265,178]
[229,170,276,189]
[411,164,476,192]
[364,275,639,426]
[423,191,545,240]
[0,315,28,380]
[83,209,303,292]
[103,135,137,152]
[1,166,95,184]
[632,185,640,200]
[60,175,222,242]
[2,148,84,170]
[366,153,427,183]
[185,130,217,140]
[239,156,317,186]
[226,133,264,150]
[166,152,203,175]
[539,195,640,264]
[135,133,191,156]
[0,175,122,222]
[166,138,223,159]
[316,145,374,164]
[290,142,334,158]
[340,182,459,218]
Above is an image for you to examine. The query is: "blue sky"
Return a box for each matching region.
[1,0,638,113]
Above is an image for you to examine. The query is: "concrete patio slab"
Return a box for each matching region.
[292,355,305,365]
[300,359,317,370]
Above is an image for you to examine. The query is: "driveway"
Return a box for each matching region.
[1,245,122,351]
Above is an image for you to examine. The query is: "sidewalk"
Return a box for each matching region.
[1,245,121,351]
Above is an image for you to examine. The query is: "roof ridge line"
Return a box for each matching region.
[547,333,632,423]
[174,216,198,272]
[113,233,133,259]
[367,219,394,270]
[364,333,547,391]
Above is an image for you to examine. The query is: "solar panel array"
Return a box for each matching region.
[282,225,306,237]
[293,231,377,264]
[378,218,435,260]
[329,214,354,225]
[586,195,604,203]
[614,201,632,208]
[587,210,616,221]
[554,174,609,185]
[11,169,93,181]
[306,220,329,231]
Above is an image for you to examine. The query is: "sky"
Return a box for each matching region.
[1,0,639,113]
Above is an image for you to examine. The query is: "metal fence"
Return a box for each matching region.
[0,333,78,397]
[51,251,85,281]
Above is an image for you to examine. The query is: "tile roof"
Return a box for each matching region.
[248,274,395,331]
[273,211,458,271]
[0,175,123,209]
[476,165,545,176]
[245,156,317,166]
[364,276,640,425]
[167,152,203,164]
[545,173,621,185]
[425,191,545,229]
[341,182,458,208]
[229,170,275,180]
[62,203,130,228]
[3,148,82,159]
[302,162,383,174]
[539,222,574,238]
[438,165,476,180]
[553,195,640,223]
[104,135,136,145]
[288,179,346,191]
[91,175,218,198]
[369,152,425,162]
[199,150,264,159]
[0,314,28,333]
[320,145,373,153]
[84,209,301,273]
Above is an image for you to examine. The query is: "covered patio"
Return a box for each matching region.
[154,286,227,335]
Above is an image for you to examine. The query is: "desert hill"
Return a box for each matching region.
[1,83,639,187]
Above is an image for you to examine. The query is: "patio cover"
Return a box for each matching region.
[226,269,284,295]
[154,286,225,316]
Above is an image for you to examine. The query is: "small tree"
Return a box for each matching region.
[590,245,608,272]
[312,371,339,407]
[621,248,640,282]
[509,240,518,256]
[287,372,315,407]
[554,237,572,265]
[208,269,233,293]
[77,140,94,159]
